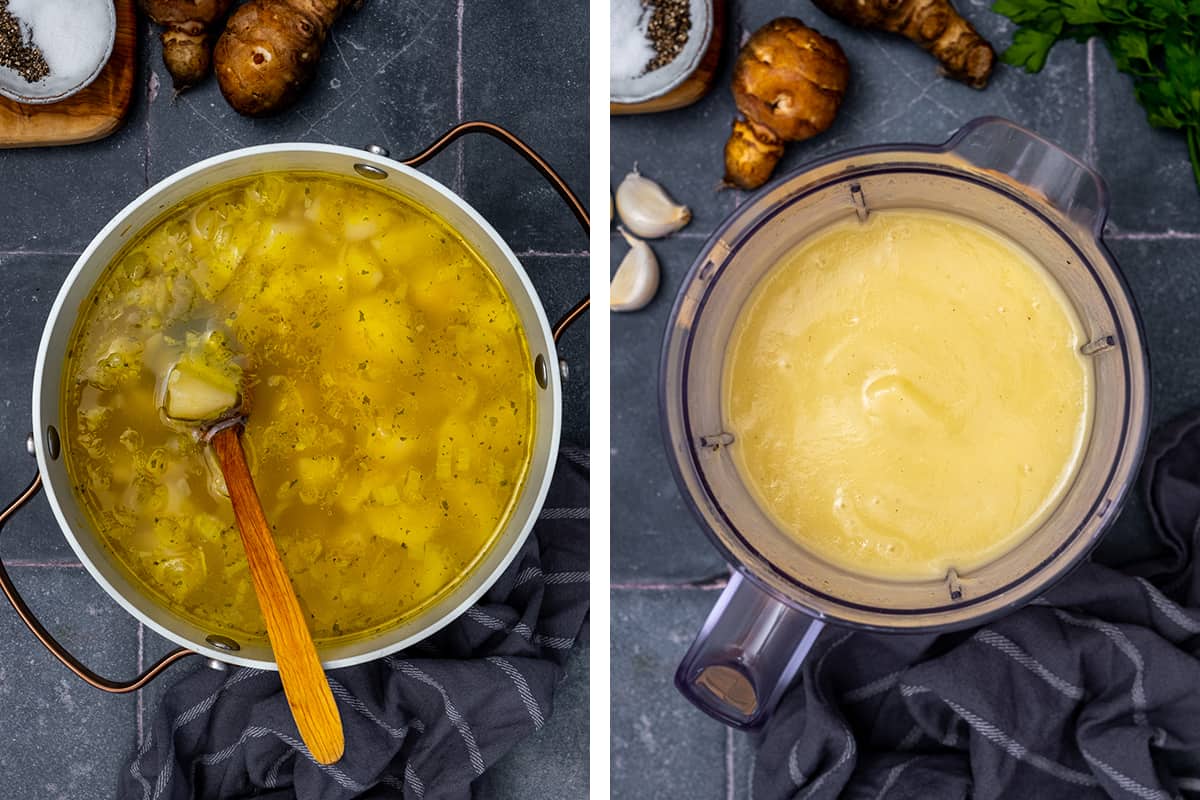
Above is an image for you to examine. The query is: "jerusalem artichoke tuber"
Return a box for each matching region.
[140,0,235,90]
[724,18,849,191]
[810,0,995,88]
[214,0,362,117]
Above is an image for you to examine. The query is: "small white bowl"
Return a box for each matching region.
[610,0,714,105]
[0,0,117,105]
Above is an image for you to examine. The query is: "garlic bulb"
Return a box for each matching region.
[615,169,691,239]
[611,229,660,312]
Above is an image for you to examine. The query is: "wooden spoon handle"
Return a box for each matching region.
[210,425,345,765]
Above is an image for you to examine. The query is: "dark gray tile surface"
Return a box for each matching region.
[0,253,79,563]
[0,2,588,797]
[611,589,729,799]
[0,568,138,798]
[1093,45,1200,235]
[611,235,727,583]
[612,1,1200,795]
[144,5,460,191]
[461,4,591,256]
[477,644,590,797]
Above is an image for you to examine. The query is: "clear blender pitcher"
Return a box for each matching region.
[661,117,1150,729]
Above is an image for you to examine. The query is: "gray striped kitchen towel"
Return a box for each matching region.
[753,413,1200,800]
[119,446,588,800]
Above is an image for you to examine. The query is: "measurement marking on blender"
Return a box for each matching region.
[699,432,735,450]
[698,240,732,281]
[850,183,869,223]
[946,569,963,601]
[1080,335,1116,355]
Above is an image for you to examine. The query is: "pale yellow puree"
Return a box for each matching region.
[724,209,1093,581]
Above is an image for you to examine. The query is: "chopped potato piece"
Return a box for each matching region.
[164,363,240,422]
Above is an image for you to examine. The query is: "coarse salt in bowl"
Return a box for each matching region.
[610,0,712,104]
[0,0,117,104]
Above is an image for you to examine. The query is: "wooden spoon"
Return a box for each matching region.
[164,363,345,764]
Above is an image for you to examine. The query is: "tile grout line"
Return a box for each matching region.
[144,54,154,190]
[1107,231,1200,240]
[726,726,736,800]
[0,250,81,257]
[454,0,465,197]
[6,559,84,568]
[611,230,712,240]
[1087,38,1097,166]
[516,249,591,258]
[136,622,144,749]
[611,579,729,591]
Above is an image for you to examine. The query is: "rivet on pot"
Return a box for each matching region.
[206,634,240,651]
[354,163,388,180]
[25,432,34,457]
[364,144,390,157]
[205,658,228,672]
[559,359,569,382]
[534,354,549,389]
[45,426,60,460]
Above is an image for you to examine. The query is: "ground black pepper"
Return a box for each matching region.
[644,0,691,72]
[0,0,49,83]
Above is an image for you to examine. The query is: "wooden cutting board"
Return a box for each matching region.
[0,0,137,148]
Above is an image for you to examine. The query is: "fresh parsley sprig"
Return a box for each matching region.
[994,0,1200,189]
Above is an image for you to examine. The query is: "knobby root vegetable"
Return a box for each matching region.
[140,0,236,90]
[214,0,362,117]
[724,18,849,191]
[811,0,994,88]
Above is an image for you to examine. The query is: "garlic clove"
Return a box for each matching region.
[611,228,660,312]
[615,168,691,239]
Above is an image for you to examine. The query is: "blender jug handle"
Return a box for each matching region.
[946,116,1109,236]
[676,571,824,729]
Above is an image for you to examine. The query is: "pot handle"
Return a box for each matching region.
[399,120,590,343]
[676,571,824,729]
[945,116,1109,237]
[0,471,197,693]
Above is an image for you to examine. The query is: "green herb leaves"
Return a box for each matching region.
[994,0,1200,188]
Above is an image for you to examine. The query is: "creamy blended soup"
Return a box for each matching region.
[724,209,1093,581]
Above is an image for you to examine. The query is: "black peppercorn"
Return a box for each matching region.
[644,0,692,72]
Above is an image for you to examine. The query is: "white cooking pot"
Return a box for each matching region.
[0,122,588,686]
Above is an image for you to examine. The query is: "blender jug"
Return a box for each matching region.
[661,117,1150,729]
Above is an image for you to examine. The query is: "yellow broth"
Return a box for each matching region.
[63,172,535,644]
